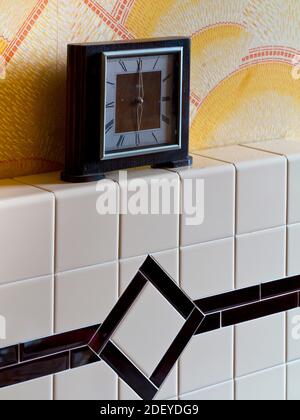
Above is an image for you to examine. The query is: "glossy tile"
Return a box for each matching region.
[54,360,117,400]
[21,324,99,362]
[287,360,300,400]
[0,179,54,285]
[195,285,260,314]
[244,140,300,225]
[235,313,285,377]
[235,365,285,400]
[0,346,18,369]
[194,313,221,335]
[236,226,286,288]
[0,376,52,401]
[70,347,100,369]
[17,172,119,272]
[180,381,234,401]
[179,327,233,394]
[171,154,235,246]
[222,293,297,327]
[180,238,234,300]
[287,223,300,277]
[111,168,180,259]
[55,262,118,333]
[0,276,53,347]
[0,352,69,388]
[198,145,286,234]
[261,275,300,299]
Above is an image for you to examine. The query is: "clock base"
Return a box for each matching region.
[152,156,193,169]
[61,172,105,183]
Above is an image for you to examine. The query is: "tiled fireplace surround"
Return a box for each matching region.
[1,140,300,400]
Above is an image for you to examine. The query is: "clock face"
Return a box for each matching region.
[102,49,182,159]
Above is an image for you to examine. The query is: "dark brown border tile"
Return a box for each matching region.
[261,275,300,299]
[0,346,18,369]
[194,313,221,335]
[21,325,100,362]
[89,271,147,354]
[222,293,298,327]
[195,286,260,314]
[150,308,203,388]
[0,352,69,388]
[140,256,196,319]
[101,341,157,400]
[71,347,100,369]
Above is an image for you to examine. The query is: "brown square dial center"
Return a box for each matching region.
[115,71,162,133]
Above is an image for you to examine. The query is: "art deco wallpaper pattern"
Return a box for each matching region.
[0,0,300,178]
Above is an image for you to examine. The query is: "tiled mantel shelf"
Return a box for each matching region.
[1,140,300,400]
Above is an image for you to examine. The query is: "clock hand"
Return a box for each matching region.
[136,59,144,132]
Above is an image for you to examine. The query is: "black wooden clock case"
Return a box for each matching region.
[62,37,192,183]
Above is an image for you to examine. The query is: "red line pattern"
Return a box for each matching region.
[190,92,202,110]
[84,0,134,39]
[241,46,299,69]
[2,0,49,64]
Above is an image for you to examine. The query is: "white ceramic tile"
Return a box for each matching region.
[55,262,118,334]
[180,238,234,300]
[171,155,235,246]
[0,276,53,347]
[179,381,234,401]
[0,179,54,285]
[244,140,300,225]
[235,365,285,400]
[197,145,287,234]
[236,226,286,289]
[179,327,233,395]
[110,168,180,259]
[287,308,300,362]
[0,377,52,400]
[287,360,300,400]
[287,223,300,277]
[17,172,119,272]
[235,313,285,377]
[54,362,117,400]
[115,250,180,399]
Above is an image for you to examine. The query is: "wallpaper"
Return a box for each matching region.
[0,0,300,178]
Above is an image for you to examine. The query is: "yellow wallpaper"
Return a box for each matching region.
[0,0,300,178]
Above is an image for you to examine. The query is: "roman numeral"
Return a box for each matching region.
[106,102,114,109]
[163,74,171,83]
[137,58,143,72]
[162,96,171,102]
[107,81,115,86]
[105,119,114,134]
[152,132,159,143]
[135,133,141,146]
[153,57,160,70]
[162,115,170,125]
[117,135,125,148]
[119,60,128,72]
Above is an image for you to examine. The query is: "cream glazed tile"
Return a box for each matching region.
[287,223,300,277]
[179,381,234,401]
[244,140,300,225]
[170,154,235,247]
[54,362,117,400]
[235,365,286,401]
[180,237,234,300]
[179,327,234,395]
[236,226,286,289]
[0,376,52,400]
[287,360,300,400]
[0,179,54,285]
[16,172,119,272]
[55,261,118,334]
[115,249,180,400]
[235,313,285,377]
[0,275,53,347]
[199,145,286,234]
[109,168,180,259]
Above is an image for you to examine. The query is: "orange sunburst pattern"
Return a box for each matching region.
[0,0,300,178]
